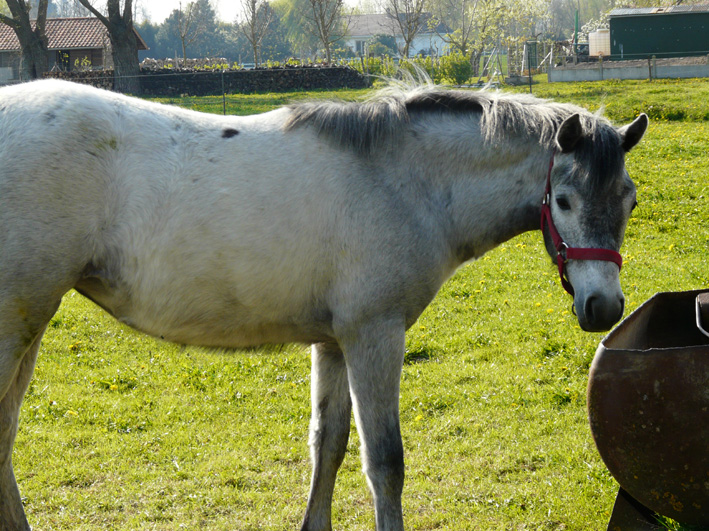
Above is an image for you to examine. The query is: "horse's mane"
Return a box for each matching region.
[284,81,625,190]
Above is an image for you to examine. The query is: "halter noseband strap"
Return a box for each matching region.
[540,149,623,297]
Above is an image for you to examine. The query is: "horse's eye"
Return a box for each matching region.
[556,197,571,211]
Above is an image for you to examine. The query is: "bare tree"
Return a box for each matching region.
[77,0,141,94]
[0,0,48,79]
[52,0,93,17]
[239,0,274,67]
[305,0,348,63]
[383,0,427,58]
[176,1,203,66]
[431,0,477,55]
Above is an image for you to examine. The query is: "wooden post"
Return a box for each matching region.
[221,69,226,116]
[599,54,603,80]
[652,55,657,79]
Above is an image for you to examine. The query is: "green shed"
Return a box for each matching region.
[609,6,709,60]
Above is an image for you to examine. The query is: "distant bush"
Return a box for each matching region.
[367,34,398,57]
[438,51,473,85]
[343,52,475,85]
[367,42,394,57]
[345,56,398,78]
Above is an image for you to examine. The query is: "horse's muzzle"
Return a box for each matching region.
[576,293,625,332]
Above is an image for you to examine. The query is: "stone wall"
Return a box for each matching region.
[44,66,371,95]
[44,69,114,90]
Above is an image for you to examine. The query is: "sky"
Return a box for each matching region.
[140,0,361,25]
[141,0,240,24]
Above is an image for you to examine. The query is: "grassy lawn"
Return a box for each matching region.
[14,78,709,530]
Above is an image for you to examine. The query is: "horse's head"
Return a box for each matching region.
[542,112,648,332]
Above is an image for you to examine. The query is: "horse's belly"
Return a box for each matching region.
[145,316,330,348]
[75,275,332,348]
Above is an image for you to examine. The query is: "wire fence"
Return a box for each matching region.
[549,51,709,82]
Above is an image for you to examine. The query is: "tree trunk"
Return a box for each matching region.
[77,0,141,94]
[109,22,141,94]
[471,48,482,77]
[17,24,48,79]
[1,0,49,80]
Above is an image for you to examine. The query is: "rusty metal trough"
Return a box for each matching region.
[588,289,709,529]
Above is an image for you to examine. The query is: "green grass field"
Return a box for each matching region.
[13,78,709,530]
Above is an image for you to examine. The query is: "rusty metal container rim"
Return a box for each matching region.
[598,288,709,353]
[697,293,709,338]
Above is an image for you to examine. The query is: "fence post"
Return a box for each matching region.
[599,54,604,80]
[652,55,657,80]
[221,69,226,116]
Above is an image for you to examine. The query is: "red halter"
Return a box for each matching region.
[540,150,623,296]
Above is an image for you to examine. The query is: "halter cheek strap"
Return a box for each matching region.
[540,150,623,297]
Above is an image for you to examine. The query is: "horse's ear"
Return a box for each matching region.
[618,113,649,152]
[556,113,583,153]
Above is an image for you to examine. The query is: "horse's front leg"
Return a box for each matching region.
[0,331,43,531]
[340,318,406,531]
[302,342,352,531]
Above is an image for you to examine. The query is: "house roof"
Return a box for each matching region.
[347,13,449,38]
[609,5,709,17]
[0,17,148,52]
[348,14,399,37]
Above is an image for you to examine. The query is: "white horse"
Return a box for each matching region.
[0,79,647,530]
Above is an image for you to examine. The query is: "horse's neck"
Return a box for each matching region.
[410,136,549,265]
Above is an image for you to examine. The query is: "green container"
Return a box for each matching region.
[609,7,709,60]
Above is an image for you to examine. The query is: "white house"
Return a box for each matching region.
[344,13,450,58]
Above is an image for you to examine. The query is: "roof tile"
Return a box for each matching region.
[0,17,147,51]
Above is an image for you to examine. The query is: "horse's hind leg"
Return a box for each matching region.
[301,342,352,531]
[0,329,44,531]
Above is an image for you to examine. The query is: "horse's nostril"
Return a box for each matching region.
[584,295,624,331]
[584,296,597,323]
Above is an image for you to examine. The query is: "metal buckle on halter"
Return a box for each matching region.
[558,242,569,263]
